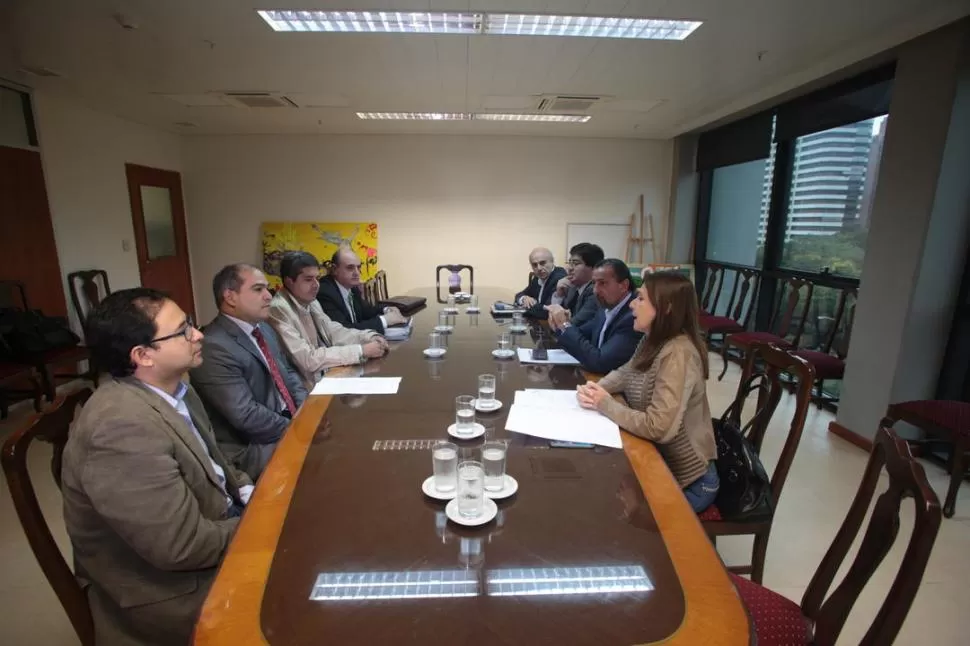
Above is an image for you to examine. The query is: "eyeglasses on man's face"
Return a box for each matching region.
[151,316,197,344]
[566,258,586,267]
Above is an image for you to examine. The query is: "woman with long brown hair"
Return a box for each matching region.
[577,272,719,512]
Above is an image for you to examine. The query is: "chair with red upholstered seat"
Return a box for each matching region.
[719,276,813,380]
[884,399,970,518]
[793,287,857,407]
[702,343,815,583]
[698,263,725,316]
[699,267,760,350]
[731,425,942,646]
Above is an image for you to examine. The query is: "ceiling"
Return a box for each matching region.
[1,0,969,139]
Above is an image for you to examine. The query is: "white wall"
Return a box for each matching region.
[32,91,183,329]
[183,135,672,323]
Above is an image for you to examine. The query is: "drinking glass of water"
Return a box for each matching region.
[482,440,507,492]
[447,294,456,309]
[432,440,458,494]
[512,312,524,329]
[455,395,476,433]
[496,333,511,352]
[477,374,496,409]
[457,460,485,519]
[428,331,444,352]
[469,294,479,308]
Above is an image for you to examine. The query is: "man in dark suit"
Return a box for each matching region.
[191,263,308,480]
[515,247,567,319]
[545,242,604,329]
[552,258,643,374]
[317,247,406,333]
[63,287,251,645]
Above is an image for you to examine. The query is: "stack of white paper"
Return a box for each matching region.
[384,318,413,341]
[311,377,402,395]
[516,348,581,366]
[504,389,622,449]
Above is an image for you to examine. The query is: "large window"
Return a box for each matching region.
[705,157,774,268]
[779,116,887,278]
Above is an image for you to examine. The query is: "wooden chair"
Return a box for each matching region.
[67,270,111,330]
[793,287,858,407]
[374,270,389,302]
[435,264,474,303]
[699,267,760,351]
[698,263,726,316]
[719,276,814,380]
[700,343,815,583]
[0,362,43,419]
[884,399,970,518]
[1,388,95,645]
[730,426,942,645]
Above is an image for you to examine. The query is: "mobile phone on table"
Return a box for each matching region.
[532,347,548,360]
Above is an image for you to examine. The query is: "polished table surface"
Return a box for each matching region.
[194,288,750,646]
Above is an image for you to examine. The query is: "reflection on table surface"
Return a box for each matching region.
[194,287,750,646]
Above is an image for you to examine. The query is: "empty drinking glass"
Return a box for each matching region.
[432,440,458,494]
[457,460,485,519]
[482,440,507,492]
[455,395,476,433]
[477,374,496,409]
[469,294,479,309]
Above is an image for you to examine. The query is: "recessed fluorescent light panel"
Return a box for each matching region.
[355,112,590,123]
[310,570,479,600]
[486,566,653,597]
[257,10,482,34]
[258,10,702,40]
[486,14,701,40]
[356,112,472,120]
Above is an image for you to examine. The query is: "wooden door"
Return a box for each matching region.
[125,164,195,317]
[0,145,67,317]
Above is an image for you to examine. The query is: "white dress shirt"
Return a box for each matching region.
[143,381,253,506]
[336,281,388,330]
[597,292,633,348]
[223,314,288,412]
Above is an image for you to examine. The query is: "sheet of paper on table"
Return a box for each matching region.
[516,347,581,366]
[311,377,402,395]
[384,317,413,341]
[505,389,622,449]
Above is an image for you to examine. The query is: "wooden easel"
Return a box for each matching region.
[625,194,660,264]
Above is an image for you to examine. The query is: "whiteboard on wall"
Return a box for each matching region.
[566,223,629,261]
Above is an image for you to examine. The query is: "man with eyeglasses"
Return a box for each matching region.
[61,288,253,645]
[190,263,307,480]
[545,242,604,328]
[514,247,567,319]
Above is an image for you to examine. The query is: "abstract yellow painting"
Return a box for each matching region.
[261,221,380,286]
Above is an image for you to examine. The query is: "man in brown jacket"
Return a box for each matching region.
[61,288,253,645]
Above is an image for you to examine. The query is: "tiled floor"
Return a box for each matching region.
[2,362,967,645]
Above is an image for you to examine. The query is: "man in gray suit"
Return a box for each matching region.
[62,287,252,645]
[190,263,308,480]
[546,242,604,329]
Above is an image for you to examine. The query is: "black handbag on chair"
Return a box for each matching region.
[711,373,772,518]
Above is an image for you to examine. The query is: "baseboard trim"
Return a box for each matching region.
[828,421,873,452]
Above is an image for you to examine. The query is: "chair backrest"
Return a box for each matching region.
[700,264,725,313]
[0,279,29,310]
[769,276,814,347]
[722,268,760,328]
[374,270,389,301]
[360,279,379,306]
[828,287,859,359]
[67,270,111,330]
[1,388,94,645]
[435,264,475,302]
[801,426,942,646]
[734,343,814,503]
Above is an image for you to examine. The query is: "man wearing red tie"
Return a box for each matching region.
[191,263,308,480]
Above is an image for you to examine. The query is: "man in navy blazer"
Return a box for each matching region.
[515,247,567,320]
[552,258,643,374]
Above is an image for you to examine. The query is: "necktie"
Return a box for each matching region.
[251,327,298,414]
[346,290,357,323]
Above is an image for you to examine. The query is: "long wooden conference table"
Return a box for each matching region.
[193,288,750,645]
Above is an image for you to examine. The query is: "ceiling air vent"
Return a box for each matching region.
[221,92,297,108]
[535,94,603,114]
